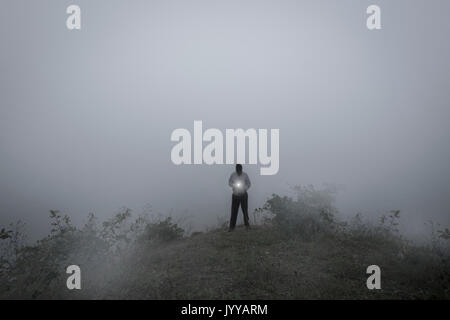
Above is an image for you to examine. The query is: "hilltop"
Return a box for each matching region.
[1,186,449,299]
[97,224,450,299]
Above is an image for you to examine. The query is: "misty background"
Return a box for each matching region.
[1,0,449,240]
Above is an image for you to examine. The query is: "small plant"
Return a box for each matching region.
[263,185,338,240]
[101,208,133,247]
[49,210,75,236]
[143,217,184,242]
[0,221,27,274]
[438,228,450,240]
[0,228,12,240]
[380,210,401,234]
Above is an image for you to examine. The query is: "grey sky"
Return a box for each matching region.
[1,0,450,238]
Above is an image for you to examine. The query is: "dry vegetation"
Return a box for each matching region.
[1,186,449,299]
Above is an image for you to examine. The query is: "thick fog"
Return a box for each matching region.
[1,0,450,240]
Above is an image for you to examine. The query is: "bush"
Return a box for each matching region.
[261,185,338,240]
[0,208,186,299]
[142,217,184,242]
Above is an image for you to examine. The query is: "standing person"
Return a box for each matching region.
[228,164,251,231]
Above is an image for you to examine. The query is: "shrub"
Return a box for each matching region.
[262,185,338,240]
[142,217,184,242]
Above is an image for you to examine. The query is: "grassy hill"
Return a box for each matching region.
[1,186,449,299]
[100,224,450,300]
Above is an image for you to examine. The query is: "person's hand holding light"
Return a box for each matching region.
[234,180,244,193]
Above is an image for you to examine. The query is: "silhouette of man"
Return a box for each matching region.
[228,164,251,231]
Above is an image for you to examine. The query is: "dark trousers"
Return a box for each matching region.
[229,192,250,230]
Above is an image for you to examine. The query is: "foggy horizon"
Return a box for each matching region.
[1,0,450,241]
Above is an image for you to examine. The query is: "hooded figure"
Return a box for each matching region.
[228,164,251,231]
